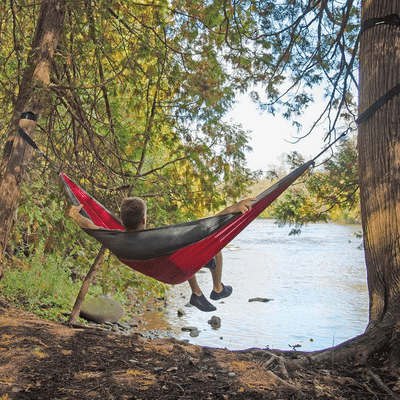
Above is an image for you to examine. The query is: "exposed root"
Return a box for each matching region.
[367,369,400,399]
[264,354,290,378]
[283,323,394,373]
[264,370,304,396]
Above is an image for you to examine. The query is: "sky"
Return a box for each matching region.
[225,92,335,173]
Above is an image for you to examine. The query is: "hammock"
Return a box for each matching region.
[61,160,314,284]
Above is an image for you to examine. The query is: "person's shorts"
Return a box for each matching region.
[203,257,217,270]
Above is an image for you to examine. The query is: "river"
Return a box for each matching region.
[140,219,369,352]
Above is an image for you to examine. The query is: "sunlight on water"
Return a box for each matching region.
[155,220,368,351]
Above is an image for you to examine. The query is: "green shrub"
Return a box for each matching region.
[0,248,80,320]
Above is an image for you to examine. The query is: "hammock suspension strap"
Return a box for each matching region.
[356,14,400,125]
[360,14,400,35]
[19,112,58,171]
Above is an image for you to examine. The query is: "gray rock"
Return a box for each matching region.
[207,316,221,329]
[181,326,197,332]
[80,295,125,324]
[248,297,273,303]
[190,328,200,337]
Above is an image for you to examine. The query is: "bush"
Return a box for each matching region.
[0,249,80,320]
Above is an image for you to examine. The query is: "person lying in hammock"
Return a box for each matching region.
[69,196,255,312]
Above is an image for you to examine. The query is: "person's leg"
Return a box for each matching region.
[188,275,202,296]
[209,251,233,300]
[188,275,216,312]
[210,251,223,293]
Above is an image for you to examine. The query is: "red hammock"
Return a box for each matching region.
[61,160,313,284]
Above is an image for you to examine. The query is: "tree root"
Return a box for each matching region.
[233,322,400,399]
[264,353,289,377]
[254,323,400,398]
[282,323,395,373]
[367,369,400,399]
[265,370,304,395]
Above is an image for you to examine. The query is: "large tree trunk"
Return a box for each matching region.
[0,0,65,261]
[282,0,400,374]
[358,1,400,330]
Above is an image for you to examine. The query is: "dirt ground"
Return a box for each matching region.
[0,299,398,400]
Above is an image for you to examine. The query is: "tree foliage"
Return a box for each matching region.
[0,0,260,313]
[0,0,363,256]
[1,0,265,256]
[272,136,359,232]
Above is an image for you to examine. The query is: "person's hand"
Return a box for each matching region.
[230,198,257,214]
[69,204,84,220]
[216,198,257,216]
[69,204,99,229]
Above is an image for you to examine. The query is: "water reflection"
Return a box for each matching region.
[144,220,369,351]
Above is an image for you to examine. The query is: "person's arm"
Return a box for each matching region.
[215,198,257,216]
[69,204,102,230]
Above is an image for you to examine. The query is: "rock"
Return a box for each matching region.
[190,329,200,337]
[116,322,129,330]
[207,316,221,329]
[177,309,186,317]
[248,297,273,303]
[80,295,125,324]
[181,325,200,337]
[181,326,197,332]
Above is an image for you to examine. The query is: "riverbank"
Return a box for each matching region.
[0,299,395,400]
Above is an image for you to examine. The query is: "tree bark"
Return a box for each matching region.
[0,0,66,261]
[358,1,400,328]
[68,246,107,325]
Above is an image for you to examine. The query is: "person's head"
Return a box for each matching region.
[120,197,147,231]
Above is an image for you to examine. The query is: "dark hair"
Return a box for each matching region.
[120,197,147,231]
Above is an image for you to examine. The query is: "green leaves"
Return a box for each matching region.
[272,136,359,230]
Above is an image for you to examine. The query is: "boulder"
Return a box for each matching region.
[80,295,125,324]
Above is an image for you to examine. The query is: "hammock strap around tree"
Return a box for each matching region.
[356,14,400,125]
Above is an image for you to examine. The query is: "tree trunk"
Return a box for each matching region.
[0,0,65,261]
[358,1,400,329]
[68,246,107,325]
[286,0,400,372]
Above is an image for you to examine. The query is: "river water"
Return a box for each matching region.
[141,220,369,352]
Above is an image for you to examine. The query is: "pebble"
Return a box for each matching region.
[177,309,186,317]
[190,329,200,337]
[181,326,197,332]
[248,297,273,303]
